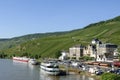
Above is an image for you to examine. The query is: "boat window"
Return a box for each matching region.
[47,65,59,68]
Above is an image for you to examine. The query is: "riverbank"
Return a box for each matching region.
[80,71,101,80]
[59,64,101,80]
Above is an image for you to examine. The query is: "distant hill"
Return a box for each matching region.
[1,16,120,58]
[0,32,69,50]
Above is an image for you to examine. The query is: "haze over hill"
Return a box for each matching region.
[0,16,120,58]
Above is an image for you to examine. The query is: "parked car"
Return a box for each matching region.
[106,68,116,73]
[95,69,103,75]
[115,68,120,74]
[113,61,120,67]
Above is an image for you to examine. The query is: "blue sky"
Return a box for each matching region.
[0,0,120,38]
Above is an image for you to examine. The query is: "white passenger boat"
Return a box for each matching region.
[40,61,60,75]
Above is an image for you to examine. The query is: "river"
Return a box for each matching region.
[0,59,96,80]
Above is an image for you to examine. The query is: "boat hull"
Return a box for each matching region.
[40,67,60,75]
[40,62,60,75]
[13,57,29,62]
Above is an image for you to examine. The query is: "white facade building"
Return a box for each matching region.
[59,51,68,60]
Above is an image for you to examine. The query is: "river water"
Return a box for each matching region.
[0,59,96,80]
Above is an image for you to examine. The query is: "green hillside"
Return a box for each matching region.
[1,16,120,58]
[0,32,68,50]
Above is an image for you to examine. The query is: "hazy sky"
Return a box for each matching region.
[0,0,120,38]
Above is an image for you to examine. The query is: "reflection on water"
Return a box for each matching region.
[39,69,95,80]
[39,73,95,80]
[0,59,96,80]
[13,60,40,80]
[13,60,28,66]
[40,73,57,80]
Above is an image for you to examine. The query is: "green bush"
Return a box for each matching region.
[79,56,94,61]
[72,57,76,60]
[101,73,120,80]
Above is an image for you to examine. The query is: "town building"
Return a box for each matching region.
[84,45,96,57]
[69,45,84,60]
[83,39,102,60]
[68,39,118,62]
[88,39,118,62]
[96,43,117,62]
[69,39,117,62]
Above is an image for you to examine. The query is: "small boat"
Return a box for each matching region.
[29,59,38,65]
[12,56,30,62]
[40,61,60,75]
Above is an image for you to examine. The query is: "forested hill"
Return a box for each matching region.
[1,16,120,58]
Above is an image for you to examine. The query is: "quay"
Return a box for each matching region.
[59,64,81,75]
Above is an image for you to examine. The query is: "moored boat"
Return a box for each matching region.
[29,59,38,65]
[12,57,30,62]
[40,61,60,75]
